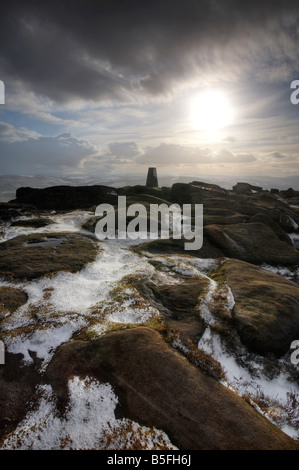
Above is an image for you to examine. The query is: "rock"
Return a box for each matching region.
[0,287,28,315]
[232,182,263,194]
[203,208,247,226]
[266,208,299,233]
[10,217,54,228]
[0,232,99,281]
[135,278,208,344]
[281,188,296,199]
[13,185,119,211]
[249,213,292,245]
[204,222,299,265]
[134,236,225,259]
[139,220,299,265]
[0,352,41,441]
[169,183,294,225]
[0,202,37,222]
[219,259,299,356]
[189,181,227,193]
[171,182,208,205]
[118,185,172,201]
[45,327,298,450]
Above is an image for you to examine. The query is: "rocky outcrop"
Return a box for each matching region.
[0,287,28,315]
[249,213,293,245]
[135,277,208,344]
[134,236,226,259]
[0,352,41,440]
[45,327,298,450]
[0,202,38,222]
[136,220,299,266]
[232,182,263,194]
[10,217,54,228]
[217,259,299,357]
[2,178,299,450]
[13,185,119,210]
[0,232,99,281]
[204,222,299,265]
[189,181,227,193]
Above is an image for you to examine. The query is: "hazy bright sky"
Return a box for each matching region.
[1,0,299,181]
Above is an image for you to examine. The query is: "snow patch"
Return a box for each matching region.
[1,376,177,450]
[198,327,299,439]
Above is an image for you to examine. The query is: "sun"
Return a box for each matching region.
[191,90,233,131]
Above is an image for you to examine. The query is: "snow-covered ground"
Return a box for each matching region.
[196,274,299,440]
[1,376,177,450]
[0,212,161,367]
[0,210,298,447]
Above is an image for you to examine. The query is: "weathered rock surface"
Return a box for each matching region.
[203,208,247,226]
[0,202,38,222]
[0,287,28,315]
[0,232,99,281]
[2,179,299,449]
[0,352,41,440]
[232,182,263,194]
[13,185,118,210]
[45,327,298,450]
[204,222,299,265]
[249,213,292,245]
[217,259,299,356]
[135,277,208,344]
[10,217,54,228]
[135,220,299,265]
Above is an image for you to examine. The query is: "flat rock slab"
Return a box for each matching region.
[0,232,99,281]
[135,277,208,345]
[10,218,54,228]
[45,327,298,450]
[0,352,41,440]
[219,259,299,356]
[204,222,299,265]
[0,287,28,314]
[14,185,118,210]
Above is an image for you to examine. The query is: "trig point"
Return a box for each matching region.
[146,167,158,187]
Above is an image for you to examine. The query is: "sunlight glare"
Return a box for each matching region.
[191,90,233,131]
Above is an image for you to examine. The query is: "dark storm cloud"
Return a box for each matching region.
[1,0,299,104]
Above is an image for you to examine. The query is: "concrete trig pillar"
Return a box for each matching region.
[146,167,158,187]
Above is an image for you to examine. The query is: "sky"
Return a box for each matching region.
[1,0,299,185]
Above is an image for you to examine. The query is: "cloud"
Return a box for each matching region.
[0,126,296,178]
[267,151,287,159]
[0,126,99,174]
[222,136,237,143]
[135,143,256,166]
[1,0,299,109]
[0,122,40,143]
[107,142,140,159]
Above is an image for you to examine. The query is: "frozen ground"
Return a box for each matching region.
[0,210,298,447]
[1,376,177,450]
